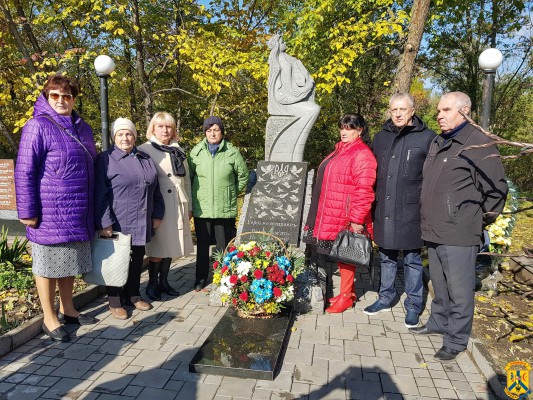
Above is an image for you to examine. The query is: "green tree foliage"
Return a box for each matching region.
[0,0,531,188]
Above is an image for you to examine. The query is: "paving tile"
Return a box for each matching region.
[98,339,133,355]
[49,360,94,379]
[175,381,218,400]
[374,337,404,352]
[455,390,478,399]
[359,356,395,374]
[60,344,100,361]
[313,344,344,361]
[293,364,328,385]
[417,385,439,398]
[380,374,419,395]
[391,351,424,368]
[345,341,375,357]
[136,387,178,400]
[216,377,256,398]
[255,371,293,391]
[308,385,346,400]
[345,379,383,399]
[0,384,48,399]
[41,377,93,399]
[88,372,134,393]
[433,378,453,389]
[357,323,385,337]
[284,348,313,365]
[375,349,392,359]
[91,355,134,373]
[436,387,459,399]
[130,349,170,368]
[130,367,173,388]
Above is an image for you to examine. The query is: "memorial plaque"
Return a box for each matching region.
[241,161,307,245]
[189,306,293,380]
[0,160,16,211]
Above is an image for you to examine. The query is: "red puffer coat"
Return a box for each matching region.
[312,138,377,241]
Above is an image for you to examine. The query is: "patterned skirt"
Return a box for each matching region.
[31,241,92,278]
[302,227,334,255]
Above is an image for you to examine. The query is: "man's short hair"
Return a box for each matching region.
[443,92,472,115]
[389,93,414,108]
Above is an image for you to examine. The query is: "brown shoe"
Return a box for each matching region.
[109,306,128,320]
[128,296,151,311]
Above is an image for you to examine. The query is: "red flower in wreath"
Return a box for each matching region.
[232,298,237,305]
[239,291,249,301]
[213,261,219,269]
[237,251,245,258]
[221,266,228,274]
[240,275,248,283]
[273,287,282,298]
[228,246,237,252]
[229,275,238,284]
[287,274,294,283]
[254,269,263,279]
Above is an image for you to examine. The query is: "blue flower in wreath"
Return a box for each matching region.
[276,256,292,274]
[223,250,238,265]
[250,278,273,304]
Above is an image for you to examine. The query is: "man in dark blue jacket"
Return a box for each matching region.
[364,93,435,328]
[410,92,508,362]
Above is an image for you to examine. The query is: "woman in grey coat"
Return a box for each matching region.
[94,118,164,319]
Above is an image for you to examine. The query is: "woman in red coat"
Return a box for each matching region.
[303,114,377,313]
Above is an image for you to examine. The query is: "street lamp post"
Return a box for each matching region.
[94,55,116,151]
[478,48,503,130]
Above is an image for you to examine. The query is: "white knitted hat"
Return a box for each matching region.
[112,118,137,139]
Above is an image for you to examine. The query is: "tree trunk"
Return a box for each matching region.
[0,0,36,74]
[13,0,41,54]
[131,0,153,126]
[123,44,138,120]
[392,0,431,93]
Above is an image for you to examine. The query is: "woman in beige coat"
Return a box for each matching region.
[139,112,194,300]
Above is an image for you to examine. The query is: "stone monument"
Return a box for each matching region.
[265,34,321,162]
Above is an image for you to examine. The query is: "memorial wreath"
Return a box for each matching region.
[212,233,302,318]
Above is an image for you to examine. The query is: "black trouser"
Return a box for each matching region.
[425,242,478,351]
[306,244,335,301]
[107,245,145,308]
[194,217,236,284]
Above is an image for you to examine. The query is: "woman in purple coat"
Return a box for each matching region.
[15,74,98,342]
[94,118,164,320]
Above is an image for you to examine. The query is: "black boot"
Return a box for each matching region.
[159,258,179,296]
[145,261,162,301]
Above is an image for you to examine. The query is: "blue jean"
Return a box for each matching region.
[378,248,423,313]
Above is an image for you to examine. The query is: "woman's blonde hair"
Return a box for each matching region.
[146,112,178,141]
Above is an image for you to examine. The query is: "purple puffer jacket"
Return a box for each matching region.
[15,93,97,245]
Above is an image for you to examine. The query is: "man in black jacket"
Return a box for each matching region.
[409,92,508,362]
[364,93,435,328]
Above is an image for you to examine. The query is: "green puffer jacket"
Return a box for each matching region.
[188,138,249,218]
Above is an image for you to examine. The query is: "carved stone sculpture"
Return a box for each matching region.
[266,34,321,162]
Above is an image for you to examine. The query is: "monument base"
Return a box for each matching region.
[189,306,293,380]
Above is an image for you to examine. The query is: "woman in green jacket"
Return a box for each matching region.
[189,116,249,291]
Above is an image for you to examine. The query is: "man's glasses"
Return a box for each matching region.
[49,93,73,101]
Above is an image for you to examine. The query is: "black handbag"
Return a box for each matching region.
[329,229,372,268]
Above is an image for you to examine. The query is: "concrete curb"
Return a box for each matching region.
[0,284,106,358]
[468,335,507,399]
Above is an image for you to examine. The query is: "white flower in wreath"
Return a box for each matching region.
[236,261,252,277]
[220,275,235,294]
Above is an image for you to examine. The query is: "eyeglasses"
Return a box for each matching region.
[49,93,74,101]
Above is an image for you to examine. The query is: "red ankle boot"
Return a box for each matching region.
[325,294,354,313]
[328,293,357,305]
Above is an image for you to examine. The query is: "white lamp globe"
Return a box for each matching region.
[94,55,115,76]
[478,48,503,71]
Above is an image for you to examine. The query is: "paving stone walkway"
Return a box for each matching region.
[0,256,497,399]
